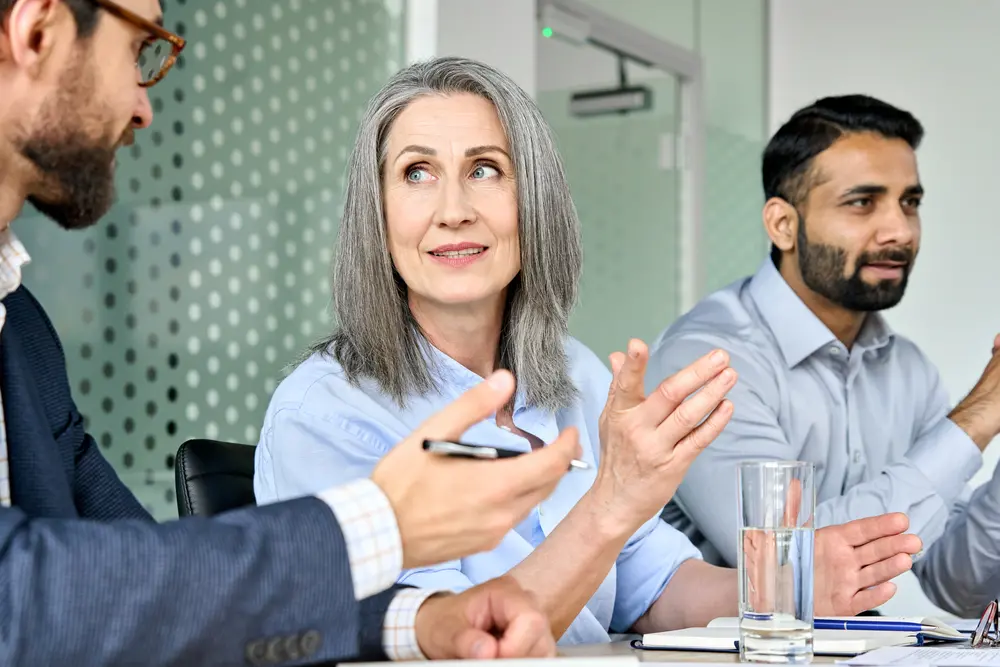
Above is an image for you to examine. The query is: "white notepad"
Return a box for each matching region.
[637,626,918,656]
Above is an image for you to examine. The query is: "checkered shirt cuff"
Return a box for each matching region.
[317,478,403,601]
[383,588,443,661]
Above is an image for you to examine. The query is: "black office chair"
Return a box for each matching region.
[174,439,257,517]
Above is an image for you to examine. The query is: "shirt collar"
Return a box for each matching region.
[0,228,30,302]
[747,258,894,368]
[421,340,529,411]
[855,308,895,351]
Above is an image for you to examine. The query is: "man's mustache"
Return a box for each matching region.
[119,128,136,148]
[857,247,915,266]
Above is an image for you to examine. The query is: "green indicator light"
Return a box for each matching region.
[542,26,553,38]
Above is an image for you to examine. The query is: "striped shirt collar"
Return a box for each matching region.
[0,228,29,302]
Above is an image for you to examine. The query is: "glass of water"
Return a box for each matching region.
[737,461,816,664]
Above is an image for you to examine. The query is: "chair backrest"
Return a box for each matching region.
[174,439,256,517]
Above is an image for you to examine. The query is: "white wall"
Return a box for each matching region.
[769,0,1000,617]
[405,0,537,96]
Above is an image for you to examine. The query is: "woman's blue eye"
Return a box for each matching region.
[407,168,429,182]
[472,165,499,179]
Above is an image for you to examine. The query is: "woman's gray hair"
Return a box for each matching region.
[316,56,582,411]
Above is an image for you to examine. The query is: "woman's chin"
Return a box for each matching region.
[415,289,507,311]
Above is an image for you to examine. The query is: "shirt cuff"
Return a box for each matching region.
[316,478,403,601]
[383,588,441,661]
[907,418,983,505]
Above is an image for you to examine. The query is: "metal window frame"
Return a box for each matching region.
[538,0,706,312]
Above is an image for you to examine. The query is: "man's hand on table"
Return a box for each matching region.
[415,577,557,660]
[814,512,922,615]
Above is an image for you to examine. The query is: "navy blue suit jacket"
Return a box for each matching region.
[0,286,397,666]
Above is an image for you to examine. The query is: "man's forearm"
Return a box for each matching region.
[914,479,1000,617]
[633,560,737,633]
[948,404,997,451]
[947,350,1000,451]
[507,489,634,639]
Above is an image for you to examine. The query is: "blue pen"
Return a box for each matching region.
[813,619,929,632]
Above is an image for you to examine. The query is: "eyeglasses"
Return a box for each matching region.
[973,599,1000,648]
[93,0,186,87]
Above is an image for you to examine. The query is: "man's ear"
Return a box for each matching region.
[6,0,63,78]
[763,196,801,256]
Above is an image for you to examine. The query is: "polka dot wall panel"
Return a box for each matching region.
[15,0,405,519]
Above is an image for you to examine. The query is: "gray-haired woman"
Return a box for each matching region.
[254,56,919,646]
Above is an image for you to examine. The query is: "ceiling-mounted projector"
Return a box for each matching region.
[569,85,653,117]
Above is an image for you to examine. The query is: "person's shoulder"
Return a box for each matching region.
[883,330,943,384]
[563,336,620,413]
[2,285,73,381]
[260,348,414,454]
[654,276,759,352]
[4,284,41,313]
[887,331,930,360]
[647,277,784,393]
[265,349,380,419]
[4,285,59,340]
[564,336,613,387]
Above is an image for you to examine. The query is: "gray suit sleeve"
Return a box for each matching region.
[913,471,1000,618]
[0,497,393,666]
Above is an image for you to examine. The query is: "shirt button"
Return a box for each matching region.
[853,451,862,463]
[829,346,841,355]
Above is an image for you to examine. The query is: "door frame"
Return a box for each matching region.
[536,0,706,312]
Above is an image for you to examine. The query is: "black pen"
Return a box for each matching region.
[422,439,592,471]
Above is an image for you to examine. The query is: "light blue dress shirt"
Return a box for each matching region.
[254,337,702,644]
[648,257,1000,617]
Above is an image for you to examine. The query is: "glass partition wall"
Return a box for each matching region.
[538,0,769,361]
[15,0,406,519]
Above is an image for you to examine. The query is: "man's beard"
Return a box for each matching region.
[17,56,121,230]
[797,215,915,312]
